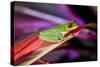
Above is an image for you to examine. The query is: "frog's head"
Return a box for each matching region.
[67,20,78,31]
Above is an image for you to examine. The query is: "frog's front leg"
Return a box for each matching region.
[56,32,65,41]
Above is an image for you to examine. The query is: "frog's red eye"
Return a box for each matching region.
[68,23,72,28]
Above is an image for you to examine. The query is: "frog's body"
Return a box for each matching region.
[39,20,78,42]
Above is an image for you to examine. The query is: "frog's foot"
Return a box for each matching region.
[57,37,64,42]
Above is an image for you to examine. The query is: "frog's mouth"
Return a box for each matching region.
[64,26,83,37]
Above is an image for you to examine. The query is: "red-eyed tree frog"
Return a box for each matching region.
[39,20,78,42]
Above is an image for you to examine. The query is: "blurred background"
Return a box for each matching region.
[13,1,97,64]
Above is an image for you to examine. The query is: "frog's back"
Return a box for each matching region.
[49,24,67,32]
[39,31,61,42]
[39,24,67,42]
